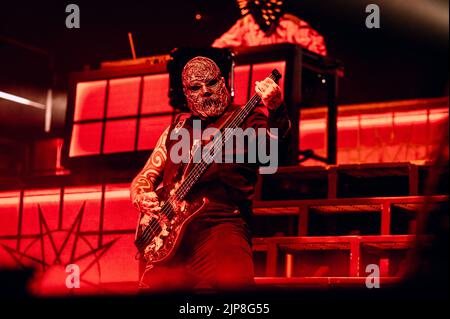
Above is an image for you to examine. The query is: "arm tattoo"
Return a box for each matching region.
[130,126,169,207]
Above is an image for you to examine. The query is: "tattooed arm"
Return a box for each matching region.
[130,126,170,215]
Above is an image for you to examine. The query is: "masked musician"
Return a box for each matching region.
[131,56,291,291]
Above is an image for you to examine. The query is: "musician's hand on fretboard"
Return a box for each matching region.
[140,213,157,228]
[255,77,283,111]
[135,192,161,214]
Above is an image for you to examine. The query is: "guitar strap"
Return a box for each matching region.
[170,112,190,135]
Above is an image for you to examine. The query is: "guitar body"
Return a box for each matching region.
[135,184,208,264]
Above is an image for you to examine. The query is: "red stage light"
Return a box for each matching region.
[21,189,61,236]
[63,186,103,233]
[0,192,20,236]
[137,115,173,150]
[300,106,449,165]
[107,77,141,118]
[69,73,176,158]
[74,81,107,121]
[69,122,103,157]
[103,185,136,231]
[250,61,286,96]
[233,61,285,106]
[103,119,137,154]
[141,73,173,115]
[99,234,139,283]
[234,65,251,105]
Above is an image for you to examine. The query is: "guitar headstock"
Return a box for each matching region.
[270,69,282,84]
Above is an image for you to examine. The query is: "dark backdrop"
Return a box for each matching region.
[0,0,448,135]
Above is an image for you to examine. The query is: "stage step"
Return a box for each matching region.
[254,276,402,288]
[256,162,448,201]
[69,277,404,293]
[252,235,424,278]
[252,195,447,237]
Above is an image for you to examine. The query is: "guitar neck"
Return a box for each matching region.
[174,69,281,201]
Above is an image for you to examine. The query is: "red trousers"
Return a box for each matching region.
[139,218,255,292]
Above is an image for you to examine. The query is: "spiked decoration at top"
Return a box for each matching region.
[237,0,285,35]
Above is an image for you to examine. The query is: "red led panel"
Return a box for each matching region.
[234,65,251,105]
[410,121,429,145]
[69,122,103,157]
[20,236,62,268]
[56,235,101,286]
[300,117,326,151]
[63,186,102,233]
[0,191,20,236]
[21,189,60,236]
[74,80,107,121]
[100,234,139,283]
[300,107,449,165]
[103,119,137,154]
[103,184,136,231]
[107,77,141,118]
[338,127,358,149]
[250,61,286,96]
[359,115,390,147]
[0,240,18,267]
[141,73,173,114]
[137,115,173,150]
[430,121,448,144]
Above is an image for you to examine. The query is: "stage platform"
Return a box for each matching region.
[0,161,447,294]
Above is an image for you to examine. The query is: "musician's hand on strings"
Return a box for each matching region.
[140,213,156,228]
[135,191,160,212]
[135,192,161,227]
[255,77,283,111]
[169,181,182,196]
[168,182,186,212]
